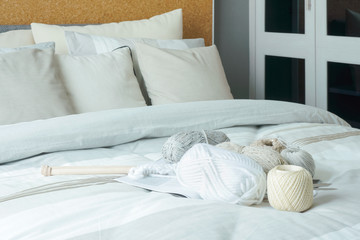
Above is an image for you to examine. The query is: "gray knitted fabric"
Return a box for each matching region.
[162,130,230,163]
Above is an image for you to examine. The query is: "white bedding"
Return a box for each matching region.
[1,100,359,239]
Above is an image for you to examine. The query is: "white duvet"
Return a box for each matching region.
[0,100,359,240]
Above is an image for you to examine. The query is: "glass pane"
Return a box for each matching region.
[265,55,305,104]
[328,62,360,128]
[265,0,305,34]
[327,0,360,37]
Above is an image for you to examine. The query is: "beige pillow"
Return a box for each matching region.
[136,43,234,105]
[31,9,183,54]
[0,30,35,48]
[0,48,75,125]
[55,48,146,113]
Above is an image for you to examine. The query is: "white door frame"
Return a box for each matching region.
[249,0,316,106]
[315,0,360,109]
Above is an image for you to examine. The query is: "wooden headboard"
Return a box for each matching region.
[0,0,213,45]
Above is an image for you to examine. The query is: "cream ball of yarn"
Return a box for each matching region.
[177,143,267,205]
[281,148,316,177]
[251,138,287,153]
[216,142,244,153]
[267,165,313,212]
[162,130,229,163]
[241,146,287,174]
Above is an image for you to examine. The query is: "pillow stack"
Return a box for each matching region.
[64,31,233,105]
[0,8,234,125]
[64,31,206,104]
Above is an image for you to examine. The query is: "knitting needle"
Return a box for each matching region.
[313,188,337,190]
[41,165,133,176]
[313,183,331,188]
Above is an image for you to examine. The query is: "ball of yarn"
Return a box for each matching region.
[162,130,229,163]
[267,165,313,212]
[281,148,316,177]
[216,142,244,153]
[241,146,287,174]
[176,143,266,205]
[251,138,287,153]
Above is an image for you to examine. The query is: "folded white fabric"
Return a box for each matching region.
[65,31,205,104]
[55,48,146,113]
[177,144,267,205]
[31,9,183,54]
[136,43,234,105]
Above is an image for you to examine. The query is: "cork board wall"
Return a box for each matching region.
[0,0,213,45]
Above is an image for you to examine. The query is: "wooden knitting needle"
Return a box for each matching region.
[41,165,133,177]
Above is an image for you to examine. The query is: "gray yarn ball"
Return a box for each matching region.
[162,130,230,163]
[281,148,316,177]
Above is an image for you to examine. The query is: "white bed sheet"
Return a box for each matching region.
[0,100,359,239]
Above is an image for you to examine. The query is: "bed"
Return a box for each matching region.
[1,1,360,239]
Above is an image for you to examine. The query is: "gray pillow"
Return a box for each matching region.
[0,48,75,125]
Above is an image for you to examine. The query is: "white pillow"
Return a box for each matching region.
[0,29,35,48]
[55,48,146,113]
[136,43,234,105]
[65,31,205,104]
[0,42,54,54]
[31,9,183,54]
[0,48,75,125]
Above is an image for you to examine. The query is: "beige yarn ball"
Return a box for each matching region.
[216,142,245,153]
[251,138,287,153]
[267,165,313,212]
[241,146,287,173]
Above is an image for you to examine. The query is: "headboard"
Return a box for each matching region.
[0,0,213,45]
